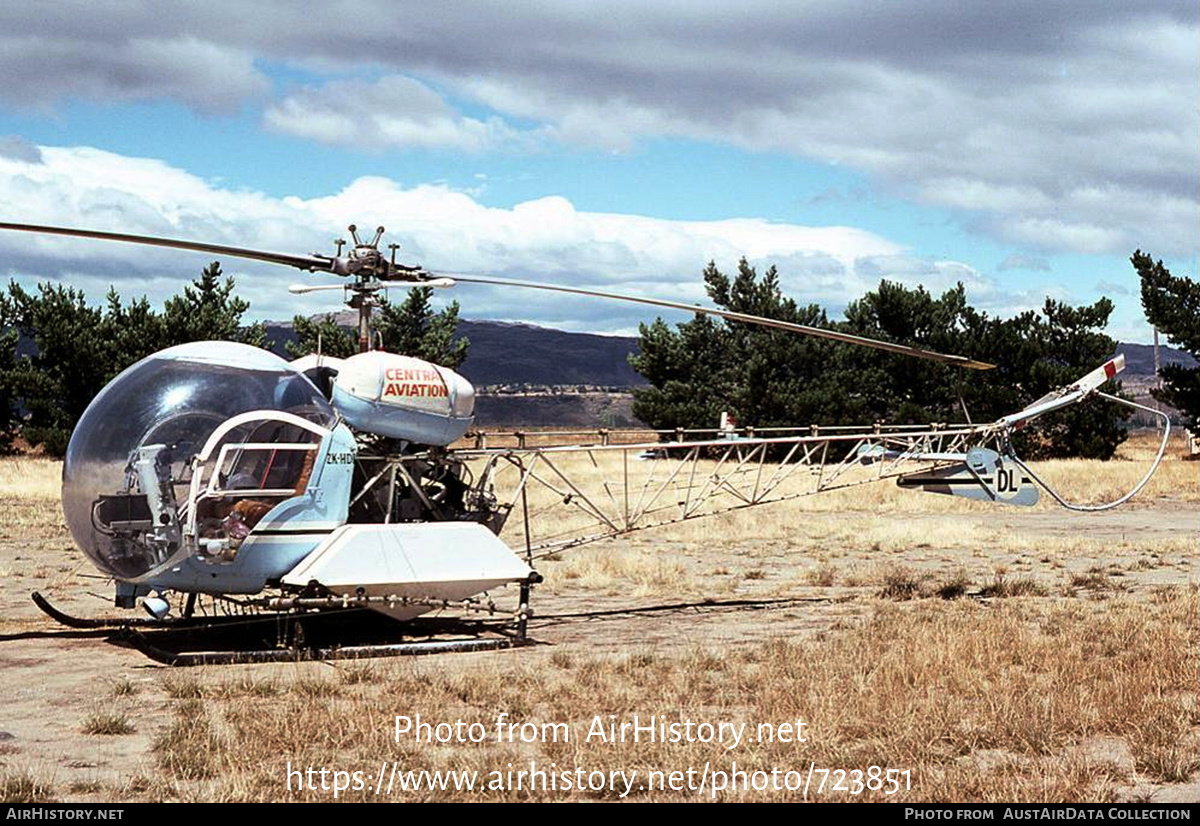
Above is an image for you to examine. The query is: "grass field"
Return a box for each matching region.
[0,432,1194,803]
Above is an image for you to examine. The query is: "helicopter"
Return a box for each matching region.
[0,221,1171,664]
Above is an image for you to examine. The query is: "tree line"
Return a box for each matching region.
[0,264,468,455]
[631,255,1200,460]
[0,252,1194,460]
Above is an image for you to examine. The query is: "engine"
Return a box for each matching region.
[292,350,500,530]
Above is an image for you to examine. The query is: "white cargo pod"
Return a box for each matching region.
[282,523,532,621]
[330,351,475,445]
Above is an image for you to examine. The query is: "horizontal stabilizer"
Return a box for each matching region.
[897,447,1038,507]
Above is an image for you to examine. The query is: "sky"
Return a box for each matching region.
[0,2,1194,345]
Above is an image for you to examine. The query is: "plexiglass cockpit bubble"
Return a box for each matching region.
[62,342,335,580]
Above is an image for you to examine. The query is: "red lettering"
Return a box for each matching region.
[380,382,448,400]
[384,366,443,383]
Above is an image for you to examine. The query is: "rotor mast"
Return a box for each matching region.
[338,224,422,353]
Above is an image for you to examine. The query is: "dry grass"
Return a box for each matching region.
[337,663,381,686]
[153,699,229,780]
[162,674,204,700]
[1068,567,1128,594]
[549,546,691,597]
[877,565,928,600]
[0,770,55,803]
[0,430,1194,803]
[106,677,138,697]
[80,710,135,736]
[128,587,1196,803]
[0,457,61,501]
[979,572,1051,598]
[485,431,1196,560]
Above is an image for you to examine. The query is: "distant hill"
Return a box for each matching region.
[12,310,1190,388]
[453,320,645,387]
[264,317,1191,387]
[1113,341,1197,375]
[264,316,646,387]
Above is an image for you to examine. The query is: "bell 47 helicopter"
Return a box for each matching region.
[0,221,1171,665]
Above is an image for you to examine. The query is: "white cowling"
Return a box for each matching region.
[327,351,476,446]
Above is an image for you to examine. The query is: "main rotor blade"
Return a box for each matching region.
[0,222,335,274]
[445,273,996,370]
[0,221,993,369]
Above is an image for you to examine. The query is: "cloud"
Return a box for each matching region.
[263,75,540,152]
[0,33,266,114]
[998,254,1051,273]
[1094,280,1131,297]
[0,4,1193,259]
[0,144,1026,333]
[0,136,41,164]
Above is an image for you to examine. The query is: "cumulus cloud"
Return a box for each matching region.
[0,144,1019,331]
[263,76,540,152]
[0,3,1193,256]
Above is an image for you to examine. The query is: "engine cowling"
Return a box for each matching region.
[328,351,475,446]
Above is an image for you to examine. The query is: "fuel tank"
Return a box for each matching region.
[328,351,475,446]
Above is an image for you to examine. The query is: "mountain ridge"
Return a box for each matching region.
[264,316,1188,387]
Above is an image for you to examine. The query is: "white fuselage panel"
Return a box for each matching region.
[282,522,532,620]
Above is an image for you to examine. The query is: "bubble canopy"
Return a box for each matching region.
[62,342,335,580]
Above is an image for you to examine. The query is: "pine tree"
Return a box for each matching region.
[4,282,112,454]
[3,262,268,455]
[374,287,469,368]
[631,259,849,434]
[0,297,19,453]
[1134,250,1200,429]
[161,261,267,348]
[631,262,1127,458]
[286,314,357,359]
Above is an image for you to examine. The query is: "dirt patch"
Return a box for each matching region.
[0,488,1195,802]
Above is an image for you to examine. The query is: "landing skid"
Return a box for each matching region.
[33,591,533,666]
[31,591,194,630]
[124,628,531,666]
